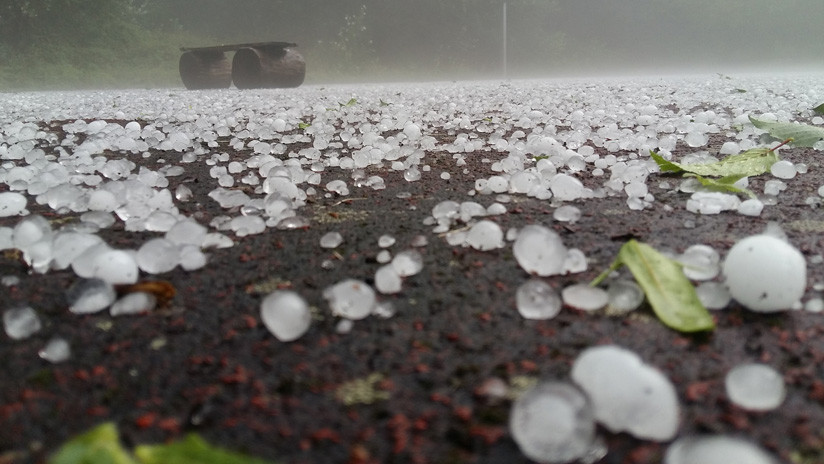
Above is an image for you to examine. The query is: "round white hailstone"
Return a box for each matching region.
[92,249,139,285]
[137,238,180,274]
[319,231,344,249]
[553,205,581,223]
[3,306,42,340]
[67,278,117,314]
[737,198,764,217]
[606,279,645,313]
[695,281,732,310]
[516,279,562,320]
[39,337,71,363]
[375,264,403,294]
[71,243,113,278]
[0,192,27,217]
[110,292,157,316]
[378,235,396,248]
[166,219,207,246]
[465,220,504,251]
[725,363,786,411]
[403,122,422,140]
[571,345,680,441]
[179,245,208,271]
[260,291,311,342]
[548,174,585,201]
[561,248,588,274]
[323,279,376,320]
[770,159,796,179]
[509,382,601,464]
[513,225,568,276]
[562,284,608,311]
[684,131,708,147]
[664,435,777,464]
[722,234,806,312]
[487,175,509,193]
[678,244,720,281]
[51,232,103,270]
[391,250,424,277]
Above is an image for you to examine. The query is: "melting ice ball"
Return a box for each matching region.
[664,435,777,464]
[724,363,786,411]
[509,382,602,464]
[260,291,311,342]
[516,279,562,320]
[571,345,680,441]
[722,234,806,312]
[323,279,376,320]
[513,225,568,276]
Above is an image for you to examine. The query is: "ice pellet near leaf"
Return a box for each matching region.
[664,435,777,464]
[722,234,806,312]
[260,291,311,342]
[513,225,568,276]
[678,244,720,281]
[725,363,785,411]
[571,345,680,441]
[562,284,608,311]
[137,238,180,274]
[509,382,602,464]
[67,278,117,314]
[465,220,504,251]
[3,306,41,340]
[516,279,562,320]
[606,279,644,313]
[391,250,423,277]
[0,192,27,217]
[324,279,376,320]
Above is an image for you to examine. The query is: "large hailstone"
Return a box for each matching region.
[260,291,311,342]
[509,382,602,464]
[664,435,777,464]
[323,279,376,320]
[571,345,680,441]
[722,234,806,312]
[513,225,568,276]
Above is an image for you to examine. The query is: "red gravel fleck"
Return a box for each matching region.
[469,425,506,445]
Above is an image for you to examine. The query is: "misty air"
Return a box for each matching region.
[2,1,824,464]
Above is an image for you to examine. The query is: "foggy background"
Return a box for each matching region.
[1,0,822,89]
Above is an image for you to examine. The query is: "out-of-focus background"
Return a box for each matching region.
[1,0,822,90]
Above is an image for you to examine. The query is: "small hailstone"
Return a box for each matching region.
[323,279,376,320]
[391,250,423,277]
[67,278,117,314]
[378,235,396,248]
[376,249,392,263]
[39,337,71,363]
[722,234,806,312]
[571,345,680,441]
[320,231,344,248]
[465,220,504,251]
[695,281,732,310]
[606,279,644,313]
[665,435,777,464]
[509,382,602,464]
[513,225,568,276]
[92,249,139,285]
[516,279,562,320]
[562,284,608,311]
[260,290,311,342]
[136,238,180,274]
[0,192,27,217]
[110,292,157,316]
[725,363,786,411]
[678,244,720,281]
[553,205,581,223]
[3,306,42,340]
[375,264,403,294]
[737,198,763,216]
[770,159,796,179]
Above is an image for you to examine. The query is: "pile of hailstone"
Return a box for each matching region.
[2,74,824,461]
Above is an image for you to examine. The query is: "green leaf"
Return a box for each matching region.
[135,434,274,464]
[749,115,824,147]
[379,99,391,107]
[339,97,357,107]
[650,147,777,178]
[686,173,756,198]
[814,103,824,115]
[592,240,715,333]
[298,122,311,130]
[49,423,137,464]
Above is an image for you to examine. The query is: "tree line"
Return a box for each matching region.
[1,0,822,89]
